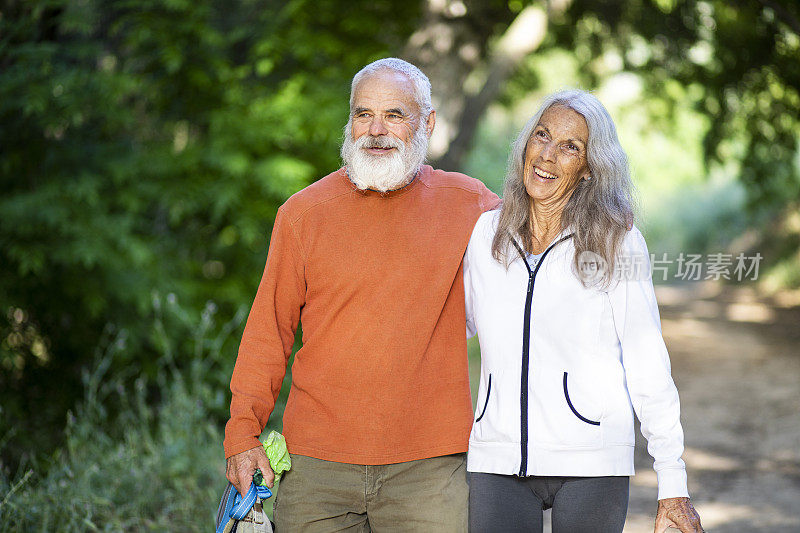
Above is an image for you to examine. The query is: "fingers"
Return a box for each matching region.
[656,497,704,533]
[237,467,254,497]
[680,512,703,533]
[653,512,675,533]
[676,519,702,533]
[259,455,276,488]
[654,498,670,533]
[672,505,703,533]
[226,446,263,496]
[225,463,242,496]
[225,457,249,496]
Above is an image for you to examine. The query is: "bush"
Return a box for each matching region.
[0,297,248,531]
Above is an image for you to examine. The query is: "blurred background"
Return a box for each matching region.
[1,0,798,530]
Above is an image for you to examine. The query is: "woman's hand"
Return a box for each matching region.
[654,497,703,532]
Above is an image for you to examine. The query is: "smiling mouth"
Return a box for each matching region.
[365,146,396,154]
[534,167,558,180]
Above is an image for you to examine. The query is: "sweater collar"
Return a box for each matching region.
[339,165,430,198]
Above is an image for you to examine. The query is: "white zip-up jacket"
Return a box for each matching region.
[465,210,689,500]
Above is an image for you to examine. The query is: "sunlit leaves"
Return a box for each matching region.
[552,0,800,211]
[0,0,418,467]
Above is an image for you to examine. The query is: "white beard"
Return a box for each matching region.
[340,122,429,192]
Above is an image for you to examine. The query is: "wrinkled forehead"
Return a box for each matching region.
[351,70,418,112]
[537,104,589,141]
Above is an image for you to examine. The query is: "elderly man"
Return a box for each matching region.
[224,57,498,531]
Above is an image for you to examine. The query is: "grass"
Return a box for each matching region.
[0,292,297,531]
[0,346,225,530]
[0,297,259,532]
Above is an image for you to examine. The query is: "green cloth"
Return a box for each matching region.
[254,431,291,487]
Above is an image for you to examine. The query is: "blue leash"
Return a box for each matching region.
[216,481,272,533]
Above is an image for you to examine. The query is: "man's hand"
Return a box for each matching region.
[226,445,275,497]
[654,497,703,533]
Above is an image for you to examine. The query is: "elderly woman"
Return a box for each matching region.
[464,90,703,533]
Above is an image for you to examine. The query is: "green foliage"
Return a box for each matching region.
[0,300,237,531]
[0,293,299,530]
[754,207,800,291]
[465,42,753,263]
[0,0,419,467]
[484,1,799,282]
[3,0,798,496]
[554,0,800,211]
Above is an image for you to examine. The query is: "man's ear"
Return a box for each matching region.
[425,110,436,138]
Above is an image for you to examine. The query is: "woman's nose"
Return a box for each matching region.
[541,141,558,162]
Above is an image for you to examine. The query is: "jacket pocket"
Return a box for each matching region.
[475,374,492,422]
[563,372,600,426]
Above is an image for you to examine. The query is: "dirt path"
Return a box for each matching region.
[620,282,800,532]
[525,282,800,532]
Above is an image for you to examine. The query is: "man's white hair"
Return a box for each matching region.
[349,58,433,117]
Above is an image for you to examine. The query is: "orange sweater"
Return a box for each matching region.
[224,165,499,463]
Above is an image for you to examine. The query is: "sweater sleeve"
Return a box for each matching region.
[479,184,501,212]
[223,205,306,458]
[610,227,689,500]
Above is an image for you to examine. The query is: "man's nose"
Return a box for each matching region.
[368,116,389,136]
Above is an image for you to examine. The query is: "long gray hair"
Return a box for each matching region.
[491,89,636,287]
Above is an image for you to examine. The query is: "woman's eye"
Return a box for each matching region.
[535,130,548,140]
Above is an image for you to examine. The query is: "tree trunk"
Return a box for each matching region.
[402,0,571,172]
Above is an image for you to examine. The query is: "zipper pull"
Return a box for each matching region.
[527,275,533,293]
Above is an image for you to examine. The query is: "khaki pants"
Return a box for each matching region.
[274,453,468,532]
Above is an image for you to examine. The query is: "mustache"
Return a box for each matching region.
[357,135,403,150]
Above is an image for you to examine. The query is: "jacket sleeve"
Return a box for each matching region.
[464,228,478,340]
[610,227,689,500]
[223,205,306,458]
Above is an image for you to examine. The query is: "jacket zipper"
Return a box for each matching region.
[511,233,573,477]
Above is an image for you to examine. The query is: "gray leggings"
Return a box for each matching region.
[468,472,629,533]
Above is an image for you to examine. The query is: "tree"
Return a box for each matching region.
[408,0,799,214]
[3,0,797,471]
[405,0,576,171]
[0,0,421,467]
[544,0,799,211]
